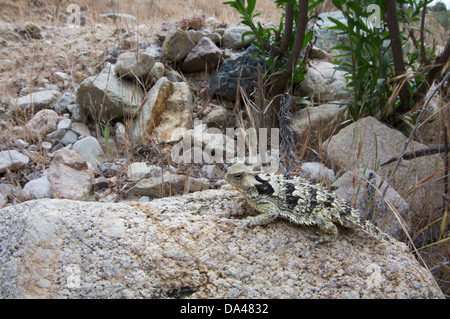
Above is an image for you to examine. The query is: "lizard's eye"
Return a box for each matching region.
[234,174,243,180]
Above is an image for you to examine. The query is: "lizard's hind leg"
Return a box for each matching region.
[312,209,338,245]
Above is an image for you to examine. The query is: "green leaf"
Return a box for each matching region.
[247,0,256,15]
[242,30,255,39]
[330,45,352,51]
[327,17,348,30]
[241,20,255,29]
[302,30,313,48]
[345,2,363,14]
[331,0,343,10]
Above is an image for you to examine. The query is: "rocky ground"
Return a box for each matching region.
[0,6,448,298]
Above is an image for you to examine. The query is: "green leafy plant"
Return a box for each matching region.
[329,0,449,125]
[101,121,111,160]
[223,0,320,102]
[329,0,394,121]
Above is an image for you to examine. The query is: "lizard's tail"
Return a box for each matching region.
[362,220,396,243]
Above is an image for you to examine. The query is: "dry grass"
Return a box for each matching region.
[0,0,283,27]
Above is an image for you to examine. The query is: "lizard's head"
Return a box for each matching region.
[225,163,262,192]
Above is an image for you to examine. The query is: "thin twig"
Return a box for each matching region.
[382,72,450,201]
[381,145,450,166]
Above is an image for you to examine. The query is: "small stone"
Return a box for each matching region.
[149,62,165,84]
[41,141,53,150]
[161,29,194,62]
[127,162,161,181]
[300,162,336,183]
[71,122,91,137]
[14,139,29,149]
[25,109,63,140]
[15,90,61,112]
[76,63,145,120]
[221,26,255,49]
[47,150,93,200]
[145,43,162,59]
[298,60,350,102]
[114,52,155,78]
[66,104,85,122]
[55,92,76,114]
[99,13,137,23]
[138,196,150,203]
[57,118,72,131]
[46,129,66,143]
[177,14,205,30]
[182,37,223,73]
[72,136,106,167]
[0,59,16,72]
[17,22,42,39]
[54,72,69,82]
[114,122,128,146]
[101,162,118,176]
[23,175,51,199]
[201,165,224,180]
[203,104,228,128]
[0,150,30,173]
[128,173,209,196]
[186,30,221,44]
[59,130,78,146]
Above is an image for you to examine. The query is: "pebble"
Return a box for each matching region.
[57,118,71,131]
[41,141,53,150]
[60,130,78,146]
[23,175,51,199]
[72,136,106,167]
[100,162,118,177]
[0,150,30,173]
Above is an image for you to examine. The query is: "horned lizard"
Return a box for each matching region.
[225,163,394,245]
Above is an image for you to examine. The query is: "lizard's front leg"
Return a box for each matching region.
[244,198,280,226]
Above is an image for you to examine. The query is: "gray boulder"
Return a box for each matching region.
[161,28,194,62]
[134,77,193,144]
[291,103,347,141]
[221,26,255,49]
[298,60,350,103]
[76,63,145,120]
[0,190,444,298]
[114,51,155,79]
[333,168,409,240]
[325,116,446,214]
[14,90,61,113]
[72,136,106,168]
[314,11,350,59]
[182,37,223,73]
[210,45,265,100]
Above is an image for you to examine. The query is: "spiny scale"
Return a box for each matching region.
[225,163,394,245]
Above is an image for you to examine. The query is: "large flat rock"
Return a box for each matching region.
[0,190,443,298]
